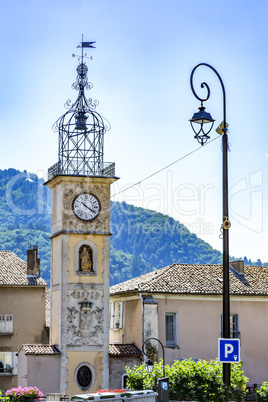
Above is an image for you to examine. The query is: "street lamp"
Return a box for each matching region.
[145,359,154,373]
[189,63,231,386]
[142,337,166,378]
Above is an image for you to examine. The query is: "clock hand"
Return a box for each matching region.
[81,202,95,213]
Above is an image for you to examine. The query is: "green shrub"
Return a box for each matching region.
[255,381,268,401]
[0,391,9,402]
[125,358,248,402]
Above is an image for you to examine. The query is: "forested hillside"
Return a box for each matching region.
[0,169,265,286]
[110,202,222,284]
[0,169,51,280]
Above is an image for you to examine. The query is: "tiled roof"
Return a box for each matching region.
[110,263,268,296]
[0,251,47,286]
[109,343,142,357]
[20,344,60,355]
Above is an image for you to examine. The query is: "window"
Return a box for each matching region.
[122,373,128,389]
[165,313,177,346]
[230,314,239,338]
[221,314,239,338]
[110,302,123,329]
[75,362,95,390]
[0,352,17,375]
[0,315,13,334]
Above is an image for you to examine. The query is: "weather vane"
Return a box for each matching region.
[72,35,96,64]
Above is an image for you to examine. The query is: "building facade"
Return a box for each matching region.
[0,251,48,390]
[18,345,61,396]
[110,261,268,386]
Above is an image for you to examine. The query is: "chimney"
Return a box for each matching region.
[27,245,40,278]
[230,260,244,275]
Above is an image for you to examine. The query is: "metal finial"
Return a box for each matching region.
[48,40,115,180]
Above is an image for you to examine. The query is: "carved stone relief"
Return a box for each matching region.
[67,290,104,346]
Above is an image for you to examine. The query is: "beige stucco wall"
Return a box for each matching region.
[0,286,47,390]
[0,286,47,347]
[17,351,60,396]
[231,298,268,384]
[109,297,142,346]
[158,294,268,384]
[66,351,103,396]
[109,292,268,385]
[157,295,221,363]
[27,355,60,395]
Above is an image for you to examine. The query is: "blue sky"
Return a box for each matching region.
[0,0,268,262]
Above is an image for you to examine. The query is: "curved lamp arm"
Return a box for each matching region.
[142,337,165,377]
[190,63,227,129]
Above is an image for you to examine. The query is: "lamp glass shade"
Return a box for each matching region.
[190,106,215,125]
[189,105,215,146]
[145,359,154,373]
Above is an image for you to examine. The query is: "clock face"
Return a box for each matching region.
[73,193,100,221]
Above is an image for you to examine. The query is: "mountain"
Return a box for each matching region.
[0,169,265,286]
[109,201,222,285]
[0,169,51,281]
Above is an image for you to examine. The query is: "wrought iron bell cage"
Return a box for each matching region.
[50,61,114,179]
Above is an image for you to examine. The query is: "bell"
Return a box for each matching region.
[75,111,88,130]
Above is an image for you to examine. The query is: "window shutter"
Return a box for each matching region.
[119,302,123,329]
[234,314,239,338]
[110,303,114,330]
[0,315,4,332]
[6,315,13,333]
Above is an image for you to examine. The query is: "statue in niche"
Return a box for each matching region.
[79,245,93,272]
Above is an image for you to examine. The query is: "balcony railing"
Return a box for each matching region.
[0,367,13,374]
[48,162,116,181]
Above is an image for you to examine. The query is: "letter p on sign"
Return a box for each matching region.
[218,338,240,363]
[225,343,234,358]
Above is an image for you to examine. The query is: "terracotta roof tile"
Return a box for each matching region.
[20,344,60,355]
[110,263,268,296]
[0,251,47,286]
[109,344,142,357]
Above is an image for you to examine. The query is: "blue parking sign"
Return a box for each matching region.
[218,338,240,363]
[161,382,168,391]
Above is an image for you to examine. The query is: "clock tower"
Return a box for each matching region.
[45,42,118,396]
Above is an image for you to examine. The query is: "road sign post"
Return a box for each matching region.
[218,338,240,363]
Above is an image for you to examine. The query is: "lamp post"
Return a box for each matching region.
[142,337,166,378]
[189,63,231,386]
